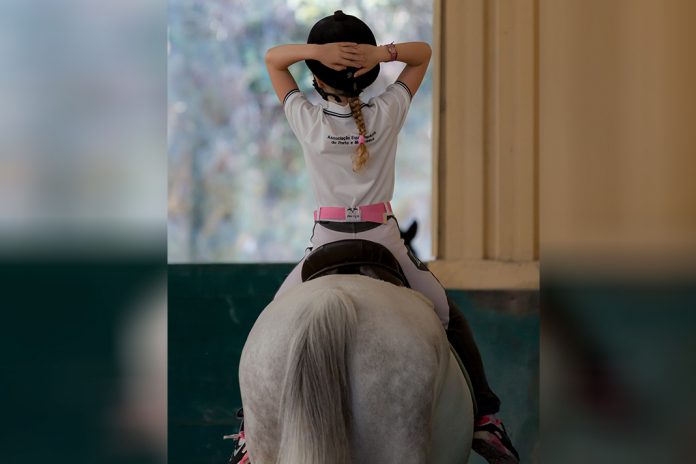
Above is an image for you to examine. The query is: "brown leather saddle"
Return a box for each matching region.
[301,239,410,288]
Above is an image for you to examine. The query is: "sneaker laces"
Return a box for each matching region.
[223,430,245,441]
[475,414,503,428]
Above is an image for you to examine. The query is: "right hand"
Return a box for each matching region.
[315,43,364,71]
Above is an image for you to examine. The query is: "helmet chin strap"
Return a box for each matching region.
[313,78,346,103]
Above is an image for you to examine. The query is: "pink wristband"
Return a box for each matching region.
[385,42,397,62]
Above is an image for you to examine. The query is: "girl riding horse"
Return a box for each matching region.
[231,10,519,464]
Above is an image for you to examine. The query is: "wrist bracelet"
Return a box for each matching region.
[385,42,397,62]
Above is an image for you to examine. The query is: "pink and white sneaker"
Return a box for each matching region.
[224,409,250,464]
[472,415,520,464]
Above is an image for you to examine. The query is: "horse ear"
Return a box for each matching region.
[403,220,418,242]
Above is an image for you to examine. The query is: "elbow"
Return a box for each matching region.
[264,48,275,66]
[263,47,278,68]
[423,43,432,60]
[413,42,432,66]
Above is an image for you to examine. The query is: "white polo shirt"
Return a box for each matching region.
[283,81,412,208]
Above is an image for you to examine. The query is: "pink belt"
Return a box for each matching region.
[314,202,393,224]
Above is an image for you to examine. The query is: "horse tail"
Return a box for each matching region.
[276,288,357,464]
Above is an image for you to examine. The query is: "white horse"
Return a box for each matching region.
[239,273,474,464]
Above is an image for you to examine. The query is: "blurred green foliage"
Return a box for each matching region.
[168,0,433,262]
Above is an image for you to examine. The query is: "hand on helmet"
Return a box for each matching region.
[317,42,364,71]
[353,44,382,78]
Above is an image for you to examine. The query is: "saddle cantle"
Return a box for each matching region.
[301,239,409,287]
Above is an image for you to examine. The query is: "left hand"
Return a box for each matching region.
[316,42,363,71]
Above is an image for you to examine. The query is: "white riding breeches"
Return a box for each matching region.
[274,218,450,328]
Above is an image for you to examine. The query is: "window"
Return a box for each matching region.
[168,0,433,262]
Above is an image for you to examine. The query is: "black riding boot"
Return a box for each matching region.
[445,296,501,416]
[445,297,520,463]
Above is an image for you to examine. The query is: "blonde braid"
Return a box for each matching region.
[348,97,369,172]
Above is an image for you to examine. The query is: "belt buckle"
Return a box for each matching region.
[345,207,361,222]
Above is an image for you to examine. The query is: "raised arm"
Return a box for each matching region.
[264,43,364,103]
[353,42,432,96]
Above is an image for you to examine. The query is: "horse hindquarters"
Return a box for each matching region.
[239,275,474,464]
[276,288,357,464]
[342,279,474,464]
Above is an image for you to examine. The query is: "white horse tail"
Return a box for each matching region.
[276,288,358,464]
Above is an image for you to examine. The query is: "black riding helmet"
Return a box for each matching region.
[306,10,380,100]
